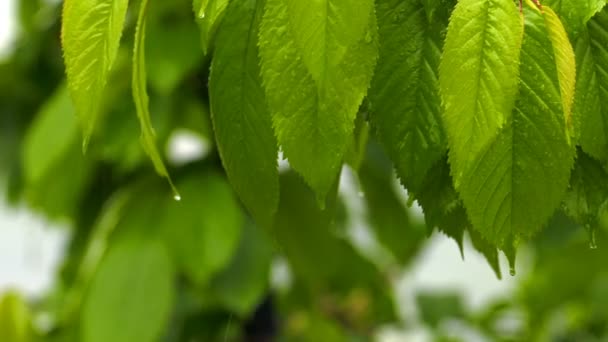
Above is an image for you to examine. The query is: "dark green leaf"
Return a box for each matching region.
[82,237,174,342]
[209,0,279,227]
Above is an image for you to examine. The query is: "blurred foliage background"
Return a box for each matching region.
[1,1,608,341]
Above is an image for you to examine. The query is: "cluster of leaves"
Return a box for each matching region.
[61,0,608,268]
[4,0,608,340]
[1,0,420,341]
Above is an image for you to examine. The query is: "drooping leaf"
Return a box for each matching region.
[162,172,243,286]
[368,0,447,194]
[61,0,129,147]
[439,0,524,190]
[468,227,502,278]
[543,6,576,133]
[573,8,608,162]
[82,237,174,342]
[209,0,278,227]
[192,0,229,54]
[132,0,177,196]
[259,0,379,202]
[457,8,575,248]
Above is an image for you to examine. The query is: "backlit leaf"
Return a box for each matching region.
[61,0,129,147]
[259,0,379,202]
[457,8,575,248]
[439,0,523,190]
[543,6,576,133]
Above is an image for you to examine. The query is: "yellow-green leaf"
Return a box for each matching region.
[133,0,178,197]
[61,0,129,148]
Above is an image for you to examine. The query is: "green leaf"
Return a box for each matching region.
[368,0,447,194]
[344,109,369,171]
[206,220,272,316]
[421,0,456,22]
[22,85,78,186]
[0,292,32,342]
[132,0,178,196]
[273,172,397,324]
[146,7,204,95]
[209,0,279,227]
[162,172,243,286]
[543,6,576,133]
[193,0,229,54]
[573,8,608,162]
[457,8,575,248]
[416,292,465,328]
[545,0,606,34]
[259,0,379,201]
[61,0,129,148]
[439,0,524,190]
[358,143,424,265]
[82,237,174,342]
[468,227,502,278]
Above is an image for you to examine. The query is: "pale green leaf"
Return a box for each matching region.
[209,0,278,227]
[162,172,243,286]
[439,0,524,189]
[369,0,447,194]
[259,0,379,201]
[458,9,575,248]
[573,8,608,162]
[22,85,78,185]
[133,0,178,196]
[543,6,576,132]
[61,0,129,147]
[82,237,174,342]
[192,0,229,54]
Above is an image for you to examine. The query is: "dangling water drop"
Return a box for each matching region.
[174,194,182,202]
[588,225,597,249]
[504,239,517,277]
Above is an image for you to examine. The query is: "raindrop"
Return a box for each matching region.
[174,194,182,201]
[588,225,598,249]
